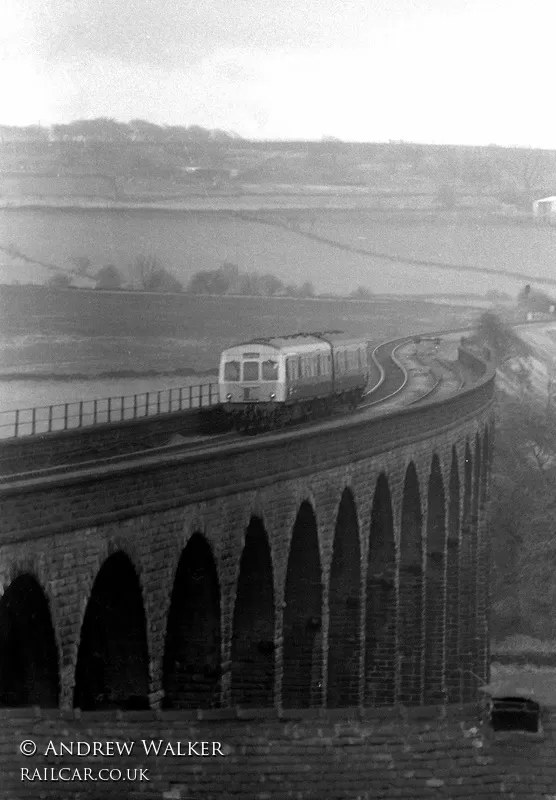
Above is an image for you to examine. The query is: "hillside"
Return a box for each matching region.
[3,124,556,210]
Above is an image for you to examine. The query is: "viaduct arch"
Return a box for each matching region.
[0,348,494,713]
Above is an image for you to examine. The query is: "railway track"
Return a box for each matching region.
[362,339,409,408]
[0,324,494,482]
[0,338,413,481]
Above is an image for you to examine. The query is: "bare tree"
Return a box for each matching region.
[506,149,551,193]
[132,254,182,292]
[71,256,92,276]
[132,254,162,290]
[95,264,123,290]
[475,311,532,365]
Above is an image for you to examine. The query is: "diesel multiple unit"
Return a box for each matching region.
[218,331,369,431]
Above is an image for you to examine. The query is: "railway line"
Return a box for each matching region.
[0,310,513,481]
[0,336,417,480]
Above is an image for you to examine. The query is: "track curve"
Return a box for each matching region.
[363,338,410,407]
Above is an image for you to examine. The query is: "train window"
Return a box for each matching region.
[243,361,259,381]
[335,351,342,374]
[262,359,279,380]
[224,361,240,381]
[286,358,295,381]
[315,353,321,376]
[298,358,303,379]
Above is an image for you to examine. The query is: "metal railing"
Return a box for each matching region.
[0,382,220,439]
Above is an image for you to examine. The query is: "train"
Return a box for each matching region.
[218,331,370,432]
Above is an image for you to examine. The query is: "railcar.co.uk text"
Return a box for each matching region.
[19,739,226,782]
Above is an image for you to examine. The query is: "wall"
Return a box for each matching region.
[2,704,555,799]
[0,405,228,476]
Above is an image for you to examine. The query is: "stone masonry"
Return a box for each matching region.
[0,348,498,798]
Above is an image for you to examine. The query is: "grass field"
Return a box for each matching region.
[489,637,556,703]
[2,207,555,298]
[489,663,556,704]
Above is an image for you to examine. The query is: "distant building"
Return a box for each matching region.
[181,167,233,185]
[533,196,556,221]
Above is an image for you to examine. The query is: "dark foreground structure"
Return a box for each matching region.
[0,345,551,798]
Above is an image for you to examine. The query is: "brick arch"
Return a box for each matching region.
[68,537,148,697]
[73,551,149,710]
[155,511,220,652]
[446,446,461,702]
[163,533,221,709]
[296,485,328,558]
[282,500,323,709]
[366,472,396,706]
[398,461,423,705]
[327,487,361,708]
[0,556,50,597]
[0,572,60,708]
[231,517,275,707]
[424,453,447,704]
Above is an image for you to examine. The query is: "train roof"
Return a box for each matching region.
[222,331,367,355]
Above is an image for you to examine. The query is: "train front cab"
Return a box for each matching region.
[219,348,285,408]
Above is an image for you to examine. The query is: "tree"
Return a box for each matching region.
[258,274,284,297]
[349,285,373,300]
[490,396,556,638]
[129,119,166,141]
[220,262,240,283]
[132,254,182,292]
[150,269,182,293]
[186,270,230,295]
[132,254,158,289]
[47,273,72,288]
[95,265,123,290]
[517,284,532,304]
[72,256,92,276]
[475,311,532,365]
[509,149,551,192]
[298,281,315,298]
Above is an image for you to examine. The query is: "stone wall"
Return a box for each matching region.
[0,348,499,798]
[2,704,555,799]
[0,405,228,476]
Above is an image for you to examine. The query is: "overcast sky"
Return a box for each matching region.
[1,0,554,145]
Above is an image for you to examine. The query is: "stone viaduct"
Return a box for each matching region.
[0,348,493,715]
[1,344,531,800]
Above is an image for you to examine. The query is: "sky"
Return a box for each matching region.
[1,0,554,145]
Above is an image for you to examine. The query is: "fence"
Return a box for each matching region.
[0,382,220,440]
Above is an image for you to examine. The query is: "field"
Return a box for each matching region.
[0,287,479,411]
[489,637,556,703]
[2,207,556,298]
[489,663,556,704]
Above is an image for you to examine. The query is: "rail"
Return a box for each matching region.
[0,382,220,439]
